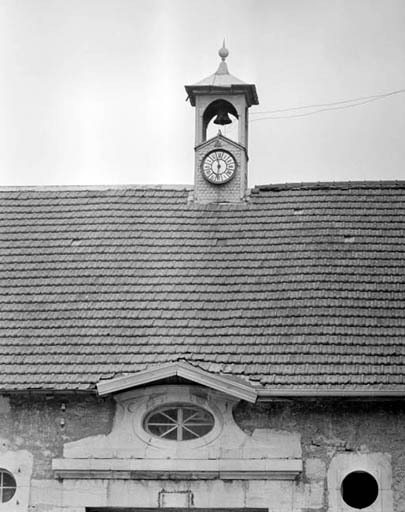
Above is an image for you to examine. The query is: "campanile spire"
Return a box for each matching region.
[216,40,229,74]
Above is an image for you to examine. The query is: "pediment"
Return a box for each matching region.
[195,132,246,153]
[97,361,258,403]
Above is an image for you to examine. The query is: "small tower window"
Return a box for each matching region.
[203,99,239,142]
[0,469,16,503]
[144,404,215,441]
[341,470,379,509]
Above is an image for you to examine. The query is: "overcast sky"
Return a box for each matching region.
[0,0,404,187]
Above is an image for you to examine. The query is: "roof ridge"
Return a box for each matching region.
[2,180,404,194]
[0,184,193,192]
[252,180,405,193]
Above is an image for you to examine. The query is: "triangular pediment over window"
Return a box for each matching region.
[97,361,258,403]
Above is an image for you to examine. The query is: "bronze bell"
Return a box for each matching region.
[213,107,232,125]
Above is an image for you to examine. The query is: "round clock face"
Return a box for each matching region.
[201,150,236,185]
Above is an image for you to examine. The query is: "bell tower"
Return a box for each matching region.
[185,43,259,203]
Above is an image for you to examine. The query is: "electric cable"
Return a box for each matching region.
[250,87,405,121]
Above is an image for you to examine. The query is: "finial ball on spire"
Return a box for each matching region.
[218,40,229,61]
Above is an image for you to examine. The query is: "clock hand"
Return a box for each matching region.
[215,154,222,175]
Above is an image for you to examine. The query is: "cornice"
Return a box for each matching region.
[97,361,258,403]
[52,458,302,481]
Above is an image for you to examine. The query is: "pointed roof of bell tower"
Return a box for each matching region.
[185,42,259,107]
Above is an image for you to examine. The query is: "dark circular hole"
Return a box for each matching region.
[341,471,379,509]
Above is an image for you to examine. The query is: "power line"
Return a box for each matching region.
[252,96,388,120]
[250,87,405,121]
[251,88,405,115]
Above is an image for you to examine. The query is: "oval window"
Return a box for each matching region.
[144,404,215,441]
[0,469,16,503]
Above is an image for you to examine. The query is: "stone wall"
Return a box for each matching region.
[0,394,114,479]
[0,393,404,511]
[234,399,405,512]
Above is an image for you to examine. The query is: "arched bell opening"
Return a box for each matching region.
[203,99,239,143]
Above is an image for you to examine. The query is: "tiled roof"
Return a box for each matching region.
[0,181,404,392]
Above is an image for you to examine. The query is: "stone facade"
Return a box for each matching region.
[0,390,404,512]
[1,47,403,512]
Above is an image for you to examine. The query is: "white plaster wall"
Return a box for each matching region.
[0,443,33,512]
[55,478,297,512]
[30,479,62,511]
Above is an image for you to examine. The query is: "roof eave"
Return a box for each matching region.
[185,84,259,107]
[257,389,405,400]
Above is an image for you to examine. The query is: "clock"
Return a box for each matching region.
[201,150,236,185]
